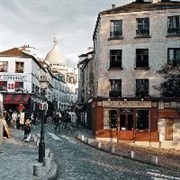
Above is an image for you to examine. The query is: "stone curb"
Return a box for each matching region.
[32,133,58,180]
[75,134,179,171]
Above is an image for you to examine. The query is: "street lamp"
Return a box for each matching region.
[38,89,46,162]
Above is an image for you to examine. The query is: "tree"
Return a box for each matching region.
[155,64,180,98]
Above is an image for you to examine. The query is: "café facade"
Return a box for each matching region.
[91,98,180,149]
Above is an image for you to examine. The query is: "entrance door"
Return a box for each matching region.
[120,113,133,130]
[119,109,134,140]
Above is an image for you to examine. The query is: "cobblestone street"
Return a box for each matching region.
[33,121,180,180]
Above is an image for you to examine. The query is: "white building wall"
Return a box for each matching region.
[95,9,180,98]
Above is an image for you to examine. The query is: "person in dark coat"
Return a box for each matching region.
[23,119,32,142]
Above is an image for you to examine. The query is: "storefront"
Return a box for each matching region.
[158,101,180,149]
[92,99,159,142]
[2,93,31,114]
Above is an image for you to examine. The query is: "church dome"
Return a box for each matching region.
[45,37,66,66]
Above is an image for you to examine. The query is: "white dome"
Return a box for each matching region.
[45,37,66,66]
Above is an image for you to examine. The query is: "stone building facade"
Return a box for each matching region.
[79,0,180,149]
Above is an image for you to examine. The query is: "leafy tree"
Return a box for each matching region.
[155,64,180,97]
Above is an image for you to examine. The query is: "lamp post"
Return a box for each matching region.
[38,89,46,162]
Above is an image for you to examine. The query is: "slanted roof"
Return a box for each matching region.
[101,1,180,15]
[0,48,32,58]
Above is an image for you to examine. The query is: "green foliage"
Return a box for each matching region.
[155,64,180,97]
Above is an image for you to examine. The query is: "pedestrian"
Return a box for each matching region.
[54,111,62,132]
[23,118,32,142]
[11,111,18,129]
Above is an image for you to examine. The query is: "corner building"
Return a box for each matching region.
[92,0,180,149]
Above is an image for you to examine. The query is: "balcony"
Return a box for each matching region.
[109,90,121,98]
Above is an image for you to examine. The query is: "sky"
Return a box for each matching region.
[1,0,137,67]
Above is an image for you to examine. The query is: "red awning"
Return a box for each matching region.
[3,94,31,105]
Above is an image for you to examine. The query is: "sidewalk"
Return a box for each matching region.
[75,127,180,172]
[0,128,57,180]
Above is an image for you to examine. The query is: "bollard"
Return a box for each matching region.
[49,152,54,161]
[87,138,92,145]
[33,136,38,143]
[111,147,115,153]
[43,157,51,171]
[81,135,85,141]
[153,156,158,165]
[45,148,50,157]
[33,163,43,177]
[97,142,101,148]
[131,151,134,159]
[36,139,40,147]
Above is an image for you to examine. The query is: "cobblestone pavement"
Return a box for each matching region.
[32,120,180,180]
[0,129,38,180]
[75,128,180,171]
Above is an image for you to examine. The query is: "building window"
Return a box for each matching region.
[136,79,149,97]
[15,82,23,92]
[167,16,180,35]
[110,20,122,38]
[110,50,122,68]
[0,81,7,91]
[136,110,149,131]
[109,110,117,129]
[136,49,149,68]
[15,62,24,73]
[136,18,149,36]
[109,79,121,98]
[168,48,180,65]
[0,61,8,72]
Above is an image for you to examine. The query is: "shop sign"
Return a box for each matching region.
[102,101,151,108]
[0,75,27,81]
[171,102,180,109]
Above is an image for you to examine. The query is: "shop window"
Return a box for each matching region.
[167,16,180,35]
[109,110,117,129]
[136,110,149,131]
[0,61,8,72]
[0,81,7,91]
[15,62,24,73]
[136,49,149,68]
[168,48,180,65]
[15,82,23,92]
[109,79,121,98]
[136,18,149,37]
[136,79,149,97]
[110,20,123,38]
[110,50,122,68]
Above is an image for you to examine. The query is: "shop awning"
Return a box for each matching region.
[3,94,31,105]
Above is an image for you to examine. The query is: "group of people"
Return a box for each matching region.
[3,109,32,142]
[53,109,78,132]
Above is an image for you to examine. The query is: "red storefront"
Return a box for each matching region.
[92,99,159,142]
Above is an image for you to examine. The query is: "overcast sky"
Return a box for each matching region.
[0,0,139,67]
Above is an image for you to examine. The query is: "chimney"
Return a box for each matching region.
[111,4,116,9]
